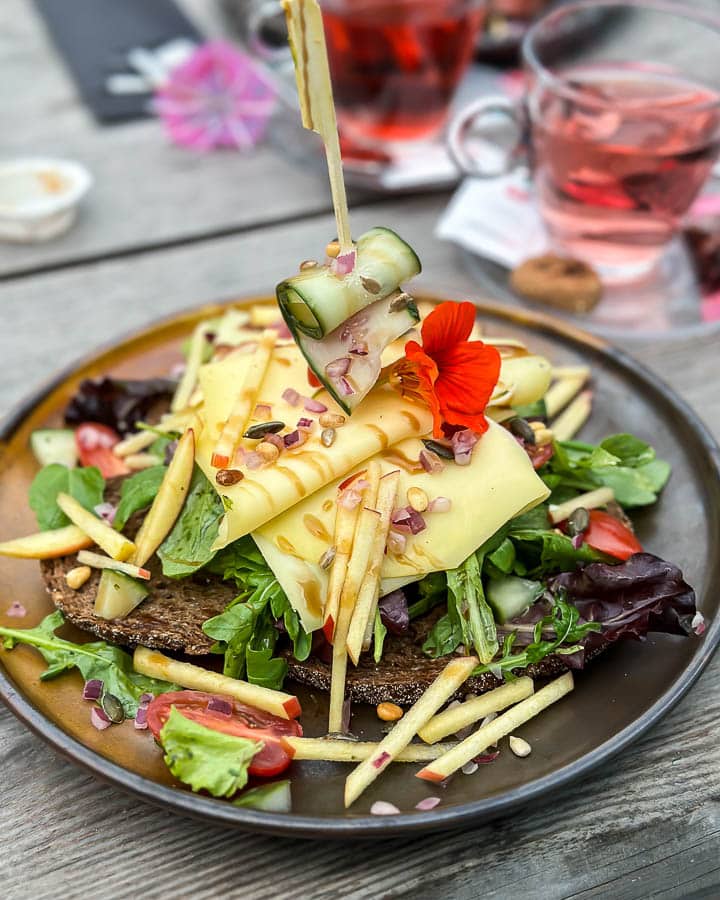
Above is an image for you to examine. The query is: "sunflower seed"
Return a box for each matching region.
[567,506,590,536]
[422,439,455,460]
[508,417,536,445]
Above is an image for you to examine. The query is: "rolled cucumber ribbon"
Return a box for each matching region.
[276,227,421,339]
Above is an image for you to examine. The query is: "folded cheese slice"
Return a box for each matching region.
[195,342,433,548]
[254,420,550,583]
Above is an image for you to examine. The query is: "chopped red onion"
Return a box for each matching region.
[451,428,480,466]
[297,417,314,431]
[692,611,706,635]
[379,590,409,636]
[207,697,233,716]
[354,479,371,491]
[94,502,117,525]
[245,451,264,470]
[284,429,307,449]
[134,706,149,730]
[254,403,272,420]
[91,707,112,731]
[462,761,479,775]
[340,488,363,510]
[370,801,400,816]
[372,751,391,770]
[263,432,284,450]
[428,496,452,513]
[474,750,500,764]
[282,387,301,406]
[419,449,445,474]
[391,506,426,535]
[415,796,441,811]
[82,679,104,701]
[303,397,327,413]
[386,530,407,555]
[349,342,368,356]
[139,693,154,706]
[326,357,351,378]
[6,601,27,618]
[571,533,584,550]
[337,376,355,397]
[170,361,187,380]
[332,249,356,276]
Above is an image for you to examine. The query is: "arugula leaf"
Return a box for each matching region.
[510,528,607,576]
[473,595,601,679]
[373,609,387,664]
[422,606,463,658]
[158,466,224,577]
[202,536,308,689]
[29,464,105,531]
[113,465,166,530]
[159,707,260,798]
[447,550,499,665]
[0,611,177,716]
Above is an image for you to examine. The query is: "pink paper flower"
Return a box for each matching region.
[154,41,277,151]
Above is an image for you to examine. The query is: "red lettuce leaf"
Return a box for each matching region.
[549,552,698,666]
[65,377,176,435]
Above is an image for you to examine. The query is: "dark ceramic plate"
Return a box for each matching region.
[1,296,719,838]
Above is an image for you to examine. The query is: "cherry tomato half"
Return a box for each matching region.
[146,690,302,777]
[75,423,130,478]
[583,509,643,561]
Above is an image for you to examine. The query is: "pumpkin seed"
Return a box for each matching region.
[422,439,454,460]
[567,506,590,536]
[508,417,536,445]
[318,546,336,569]
[243,421,285,440]
[321,427,336,447]
[101,693,125,724]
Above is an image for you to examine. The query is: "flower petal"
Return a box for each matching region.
[420,301,476,356]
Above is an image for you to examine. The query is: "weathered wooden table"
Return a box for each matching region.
[2,1,719,897]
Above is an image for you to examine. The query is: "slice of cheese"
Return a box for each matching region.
[253,533,325,633]
[196,342,433,548]
[255,420,550,581]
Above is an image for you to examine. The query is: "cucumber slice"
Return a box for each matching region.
[276,227,421,339]
[486,575,544,625]
[294,292,419,414]
[30,429,78,468]
[94,569,150,620]
[233,780,291,812]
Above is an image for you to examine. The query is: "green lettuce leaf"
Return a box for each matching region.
[373,609,387,664]
[0,611,177,716]
[541,434,671,508]
[157,466,224,577]
[159,707,260,797]
[113,465,166,531]
[29,464,105,531]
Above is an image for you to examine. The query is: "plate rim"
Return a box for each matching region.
[1,294,719,839]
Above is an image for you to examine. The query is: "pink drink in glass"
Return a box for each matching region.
[532,65,720,275]
[322,0,487,146]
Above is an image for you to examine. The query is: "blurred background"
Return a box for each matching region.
[2,0,720,344]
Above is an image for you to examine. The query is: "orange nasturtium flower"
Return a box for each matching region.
[389,301,501,438]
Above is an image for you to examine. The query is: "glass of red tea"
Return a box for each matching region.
[448,0,720,281]
[321,0,488,149]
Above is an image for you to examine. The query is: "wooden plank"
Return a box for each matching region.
[0,0,370,278]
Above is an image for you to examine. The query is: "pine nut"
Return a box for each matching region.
[66,566,92,590]
[319,412,346,428]
[407,486,429,513]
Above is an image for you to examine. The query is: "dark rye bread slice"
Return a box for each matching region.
[39,478,598,703]
[39,476,234,655]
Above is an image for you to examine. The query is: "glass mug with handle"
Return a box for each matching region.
[448,0,720,281]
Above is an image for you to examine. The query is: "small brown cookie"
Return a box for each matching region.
[510,254,603,313]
